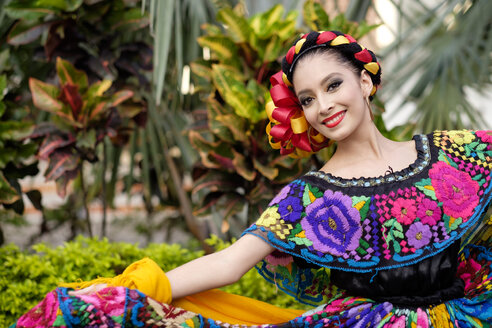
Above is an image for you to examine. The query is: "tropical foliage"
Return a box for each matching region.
[0,74,40,245]
[379,0,492,132]
[188,1,380,236]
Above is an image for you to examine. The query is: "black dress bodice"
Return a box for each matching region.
[330,239,465,306]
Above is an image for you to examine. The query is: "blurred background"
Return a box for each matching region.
[0,0,490,249]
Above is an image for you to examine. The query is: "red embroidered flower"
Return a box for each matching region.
[391,198,417,225]
[429,161,479,220]
[416,198,442,225]
[16,290,59,327]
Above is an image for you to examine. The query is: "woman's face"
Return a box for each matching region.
[292,53,373,142]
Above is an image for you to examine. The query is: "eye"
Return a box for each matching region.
[327,80,342,92]
[300,96,313,107]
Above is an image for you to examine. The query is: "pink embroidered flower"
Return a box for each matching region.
[391,198,417,225]
[476,130,492,144]
[417,308,429,328]
[406,222,432,249]
[78,286,127,317]
[303,190,362,256]
[447,130,474,145]
[17,290,59,327]
[265,250,294,271]
[429,161,479,220]
[416,198,442,225]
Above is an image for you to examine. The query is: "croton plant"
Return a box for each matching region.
[189,1,379,236]
[29,57,142,198]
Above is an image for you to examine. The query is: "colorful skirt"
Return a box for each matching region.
[10,245,491,328]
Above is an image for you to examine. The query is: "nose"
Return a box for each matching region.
[317,93,334,115]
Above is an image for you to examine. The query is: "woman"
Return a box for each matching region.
[12,31,492,327]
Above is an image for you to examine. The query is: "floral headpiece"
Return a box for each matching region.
[266,31,381,158]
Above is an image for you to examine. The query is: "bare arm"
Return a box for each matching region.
[167,234,274,299]
[70,234,274,300]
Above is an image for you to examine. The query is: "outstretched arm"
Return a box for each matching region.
[70,234,274,300]
[167,234,274,299]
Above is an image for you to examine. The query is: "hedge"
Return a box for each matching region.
[0,236,307,326]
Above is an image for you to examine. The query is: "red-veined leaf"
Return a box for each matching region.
[45,152,79,181]
[29,78,63,112]
[38,134,76,160]
[56,57,88,91]
[59,84,82,120]
[109,89,133,107]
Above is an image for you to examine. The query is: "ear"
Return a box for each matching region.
[359,70,373,99]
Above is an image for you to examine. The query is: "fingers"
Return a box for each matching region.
[68,283,108,296]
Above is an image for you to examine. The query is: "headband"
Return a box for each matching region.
[266,31,381,158]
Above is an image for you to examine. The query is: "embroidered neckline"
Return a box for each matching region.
[306,134,431,187]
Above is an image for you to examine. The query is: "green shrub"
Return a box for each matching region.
[0,236,306,326]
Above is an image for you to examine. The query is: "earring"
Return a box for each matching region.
[365,97,374,121]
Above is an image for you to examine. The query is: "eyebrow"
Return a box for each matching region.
[296,73,341,98]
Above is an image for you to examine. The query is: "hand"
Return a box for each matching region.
[68,283,108,296]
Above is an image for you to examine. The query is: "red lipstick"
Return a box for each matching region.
[322,110,346,128]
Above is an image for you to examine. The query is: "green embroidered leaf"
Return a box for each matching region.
[443,214,462,233]
[290,237,313,247]
[303,186,312,207]
[475,143,487,151]
[356,246,368,256]
[393,221,403,232]
[359,239,370,249]
[289,223,303,238]
[393,230,404,239]
[392,240,401,253]
[465,146,471,156]
[469,141,479,148]
[477,152,486,161]
[383,218,396,227]
[472,174,483,181]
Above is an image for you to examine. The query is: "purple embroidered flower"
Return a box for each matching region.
[269,185,291,206]
[476,130,492,144]
[416,198,442,225]
[406,221,432,249]
[391,198,417,225]
[429,161,479,221]
[277,195,303,222]
[302,190,362,256]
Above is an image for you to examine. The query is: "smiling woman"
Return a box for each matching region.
[11,31,492,328]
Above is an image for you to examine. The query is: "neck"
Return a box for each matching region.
[335,121,390,161]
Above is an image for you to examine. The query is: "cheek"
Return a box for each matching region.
[303,107,318,126]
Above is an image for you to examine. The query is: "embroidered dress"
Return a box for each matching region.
[11,130,492,328]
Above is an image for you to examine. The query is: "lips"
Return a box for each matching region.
[322,110,346,128]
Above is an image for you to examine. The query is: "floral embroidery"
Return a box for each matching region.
[391,198,417,225]
[476,130,492,144]
[16,290,59,327]
[256,207,280,227]
[277,194,303,222]
[417,198,442,225]
[265,250,294,270]
[303,190,362,255]
[269,184,290,205]
[447,130,475,145]
[406,222,432,249]
[429,161,479,221]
